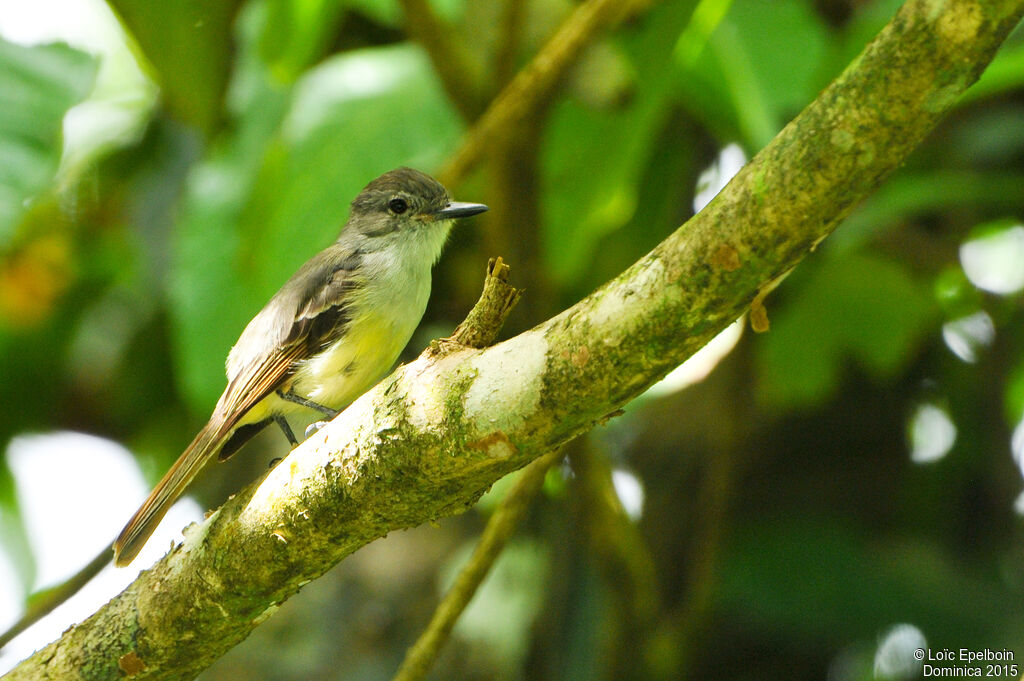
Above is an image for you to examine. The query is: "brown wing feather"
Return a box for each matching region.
[114,250,362,566]
[217,341,308,420]
[286,259,360,350]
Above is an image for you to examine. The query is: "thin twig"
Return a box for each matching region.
[391,448,564,681]
[493,0,525,88]
[441,257,523,351]
[0,544,110,649]
[570,446,658,623]
[438,0,655,188]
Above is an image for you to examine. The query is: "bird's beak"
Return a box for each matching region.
[435,202,489,220]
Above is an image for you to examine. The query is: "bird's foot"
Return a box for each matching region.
[304,421,329,439]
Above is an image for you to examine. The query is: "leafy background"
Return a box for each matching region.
[1,0,1024,679]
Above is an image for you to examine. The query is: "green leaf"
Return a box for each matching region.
[0,38,96,246]
[961,33,1024,104]
[757,253,938,409]
[344,0,401,26]
[0,456,34,598]
[835,171,1024,253]
[675,0,828,148]
[675,0,736,67]
[1005,357,1024,426]
[540,0,695,286]
[258,0,346,83]
[109,0,245,134]
[170,44,461,408]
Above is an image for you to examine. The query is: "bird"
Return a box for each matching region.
[113,167,488,566]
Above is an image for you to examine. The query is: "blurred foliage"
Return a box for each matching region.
[107,0,245,134]
[2,0,1024,679]
[0,39,95,246]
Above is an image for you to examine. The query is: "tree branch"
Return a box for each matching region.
[438,0,655,188]
[436,257,523,351]
[7,1,1023,678]
[493,0,526,88]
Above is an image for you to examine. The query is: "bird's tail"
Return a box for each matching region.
[113,417,233,567]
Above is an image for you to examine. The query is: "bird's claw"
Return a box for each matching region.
[304,421,329,439]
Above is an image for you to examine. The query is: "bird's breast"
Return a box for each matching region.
[289,254,432,410]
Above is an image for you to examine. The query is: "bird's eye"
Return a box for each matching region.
[388,197,408,214]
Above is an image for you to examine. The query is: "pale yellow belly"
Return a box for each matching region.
[238,316,410,428]
[237,247,432,427]
[290,308,413,408]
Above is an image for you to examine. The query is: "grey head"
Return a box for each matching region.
[346,167,488,238]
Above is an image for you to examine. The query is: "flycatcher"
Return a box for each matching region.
[113,167,487,566]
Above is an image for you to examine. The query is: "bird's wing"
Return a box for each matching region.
[286,258,361,351]
[113,253,362,566]
[217,251,363,423]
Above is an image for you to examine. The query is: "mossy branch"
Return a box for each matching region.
[6,1,1023,678]
[435,257,523,352]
